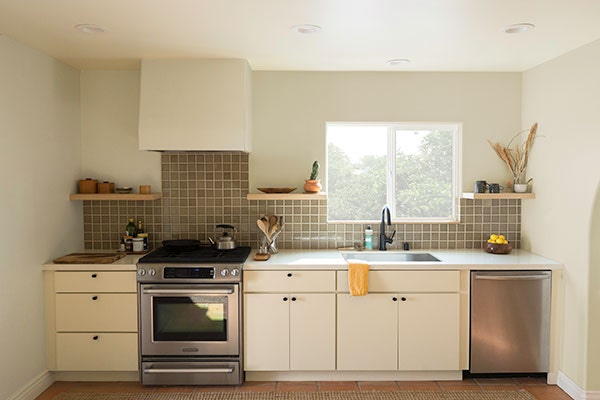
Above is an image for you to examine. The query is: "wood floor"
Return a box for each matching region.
[36,377,572,400]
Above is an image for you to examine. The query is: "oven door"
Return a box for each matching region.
[139,284,239,356]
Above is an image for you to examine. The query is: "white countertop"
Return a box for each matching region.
[243,249,563,270]
[42,248,563,271]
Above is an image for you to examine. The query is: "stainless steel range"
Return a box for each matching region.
[136,244,251,385]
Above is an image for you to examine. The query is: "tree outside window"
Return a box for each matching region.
[326,123,461,223]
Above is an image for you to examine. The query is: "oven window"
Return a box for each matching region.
[153,296,227,342]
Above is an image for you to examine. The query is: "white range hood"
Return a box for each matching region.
[138,58,252,152]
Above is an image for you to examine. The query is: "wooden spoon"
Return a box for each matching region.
[269,215,278,235]
[257,219,270,240]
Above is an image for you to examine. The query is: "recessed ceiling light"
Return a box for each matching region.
[387,58,411,66]
[504,23,535,34]
[74,24,106,34]
[291,24,322,34]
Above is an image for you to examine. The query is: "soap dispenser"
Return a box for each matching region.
[364,225,373,250]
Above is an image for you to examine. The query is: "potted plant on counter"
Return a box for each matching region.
[303,160,322,193]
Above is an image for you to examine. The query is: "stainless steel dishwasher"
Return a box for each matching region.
[470,270,551,373]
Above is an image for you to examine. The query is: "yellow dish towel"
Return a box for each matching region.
[348,262,369,296]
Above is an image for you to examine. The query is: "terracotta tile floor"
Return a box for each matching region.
[35,377,573,400]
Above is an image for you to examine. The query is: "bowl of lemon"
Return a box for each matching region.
[484,234,513,254]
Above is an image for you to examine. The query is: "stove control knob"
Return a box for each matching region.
[148,269,156,277]
[220,269,230,277]
[138,269,146,276]
[231,268,240,276]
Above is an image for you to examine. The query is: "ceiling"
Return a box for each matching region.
[1,0,600,71]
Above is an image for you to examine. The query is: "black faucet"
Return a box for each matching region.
[379,205,396,251]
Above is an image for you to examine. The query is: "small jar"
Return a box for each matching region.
[132,238,145,252]
[137,233,149,250]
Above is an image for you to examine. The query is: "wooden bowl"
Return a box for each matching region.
[484,241,513,254]
[115,186,133,194]
[257,187,297,194]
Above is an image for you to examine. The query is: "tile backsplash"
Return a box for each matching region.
[84,152,521,251]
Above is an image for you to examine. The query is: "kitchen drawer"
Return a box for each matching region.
[54,271,136,293]
[55,293,137,332]
[56,332,138,371]
[244,270,336,292]
[337,270,460,293]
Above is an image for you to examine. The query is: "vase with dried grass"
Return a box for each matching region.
[488,122,538,191]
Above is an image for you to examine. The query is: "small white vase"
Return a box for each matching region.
[514,183,528,193]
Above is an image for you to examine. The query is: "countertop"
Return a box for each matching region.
[42,253,142,271]
[42,248,563,271]
[243,249,563,270]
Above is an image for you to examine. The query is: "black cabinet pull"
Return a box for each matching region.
[91,296,98,301]
[291,297,297,301]
[392,297,398,302]
[92,336,99,341]
[91,274,98,278]
[287,273,292,277]
[283,297,288,301]
[401,297,407,301]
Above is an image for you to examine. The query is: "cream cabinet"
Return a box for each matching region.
[45,270,138,371]
[138,58,252,151]
[243,270,336,371]
[337,270,460,371]
[337,293,398,370]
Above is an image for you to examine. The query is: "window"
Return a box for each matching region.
[326,122,461,223]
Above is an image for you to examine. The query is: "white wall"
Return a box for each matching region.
[0,36,82,399]
[81,71,161,191]
[251,71,522,192]
[521,39,600,390]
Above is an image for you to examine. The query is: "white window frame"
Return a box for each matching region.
[326,121,462,224]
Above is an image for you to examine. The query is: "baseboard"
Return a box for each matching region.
[7,370,54,400]
[558,371,600,400]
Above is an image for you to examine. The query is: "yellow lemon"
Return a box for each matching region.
[499,235,506,240]
[487,239,495,243]
[502,240,509,244]
[490,234,498,241]
[495,238,504,244]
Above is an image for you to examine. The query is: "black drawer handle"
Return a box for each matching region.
[92,335,99,341]
[287,273,292,277]
[91,296,98,301]
[401,297,407,302]
[283,297,288,302]
[291,297,297,301]
[91,274,98,278]
[392,297,398,302]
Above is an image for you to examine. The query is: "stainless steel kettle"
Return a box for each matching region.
[213,224,238,250]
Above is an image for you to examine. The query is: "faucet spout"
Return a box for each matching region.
[379,205,395,251]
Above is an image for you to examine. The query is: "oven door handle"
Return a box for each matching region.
[142,288,234,295]
[143,367,234,374]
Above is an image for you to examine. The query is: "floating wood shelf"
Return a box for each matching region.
[69,193,163,201]
[461,192,535,200]
[246,193,327,201]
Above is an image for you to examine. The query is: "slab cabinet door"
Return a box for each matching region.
[337,293,398,370]
[289,293,336,371]
[244,293,290,370]
[398,293,460,371]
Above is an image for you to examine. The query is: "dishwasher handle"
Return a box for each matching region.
[474,272,550,281]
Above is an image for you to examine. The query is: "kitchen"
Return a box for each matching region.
[1,2,600,400]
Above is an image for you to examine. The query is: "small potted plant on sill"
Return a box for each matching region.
[488,122,538,193]
[303,160,322,193]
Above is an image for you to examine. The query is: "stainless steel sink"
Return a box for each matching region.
[342,252,440,263]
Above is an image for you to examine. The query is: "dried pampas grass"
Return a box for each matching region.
[488,122,538,184]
